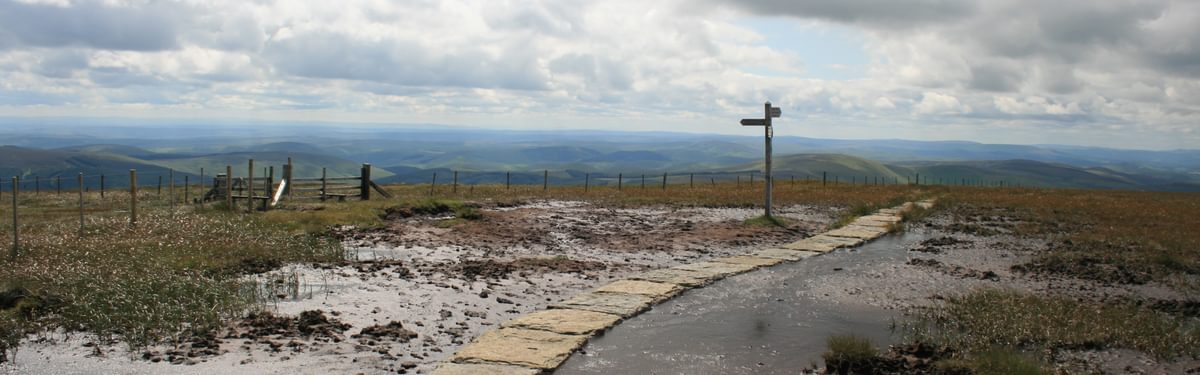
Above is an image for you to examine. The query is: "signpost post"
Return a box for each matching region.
[741,102,782,218]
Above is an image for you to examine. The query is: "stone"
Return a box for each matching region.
[751,248,820,260]
[809,234,864,247]
[671,261,758,278]
[629,268,714,287]
[552,292,654,317]
[502,309,621,335]
[781,239,839,253]
[431,363,540,375]
[593,279,682,302]
[858,214,902,223]
[711,255,784,268]
[916,200,935,209]
[824,226,887,240]
[451,328,586,369]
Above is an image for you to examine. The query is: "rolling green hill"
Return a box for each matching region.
[0,145,391,189]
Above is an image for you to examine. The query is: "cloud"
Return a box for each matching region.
[0,0,187,51]
[914,92,968,115]
[0,0,1195,149]
[715,0,975,29]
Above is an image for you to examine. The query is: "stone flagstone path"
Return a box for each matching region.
[432,200,935,374]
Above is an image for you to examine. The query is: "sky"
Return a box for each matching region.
[0,0,1197,150]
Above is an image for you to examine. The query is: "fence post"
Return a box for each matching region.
[198,168,204,205]
[360,164,371,201]
[320,168,327,201]
[100,174,105,198]
[57,176,61,194]
[737,175,741,187]
[453,170,458,194]
[266,166,274,210]
[661,173,667,190]
[543,170,548,192]
[711,177,715,186]
[11,176,18,260]
[225,166,233,210]
[169,169,175,214]
[77,172,83,235]
[184,175,189,204]
[247,159,254,213]
[618,173,622,191]
[430,173,437,196]
[157,175,162,196]
[35,176,39,195]
[641,174,645,190]
[750,172,754,186]
[823,172,827,187]
[286,157,294,200]
[129,169,138,226]
[506,172,510,190]
[584,173,589,192]
[690,173,694,188]
[916,173,920,186]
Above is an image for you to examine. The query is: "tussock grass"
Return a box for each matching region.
[0,191,341,355]
[823,334,878,374]
[912,289,1200,360]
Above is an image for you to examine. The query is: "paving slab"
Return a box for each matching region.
[877,208,901,215]
[432,363,540,375]
[593,279,682,302]
[670,261,759,278]
[780,239,839,253]
[629,268,715,287]
[452,328,586,369]
[859,214,902,223]
[824,226,887,240]
[809,234,864,247]
[916,201,935,209]
[711,255,785,268]
[502,309,622,335]
[552,291,655,317]
[751,248,821,260]
[852,218,893,228]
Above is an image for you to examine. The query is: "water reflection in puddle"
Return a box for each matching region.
[556,231,929,374]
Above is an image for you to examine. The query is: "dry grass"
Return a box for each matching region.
[912,289,1200,360]
[935,187,1200,289]
[0,190,341,353]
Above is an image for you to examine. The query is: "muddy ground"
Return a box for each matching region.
[807,209,1199,374]
[2,201,835,375]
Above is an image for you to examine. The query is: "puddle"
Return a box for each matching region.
[555,231,929,374]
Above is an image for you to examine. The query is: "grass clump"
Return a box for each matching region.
[822,334,879,374]
[913,289,1200,360]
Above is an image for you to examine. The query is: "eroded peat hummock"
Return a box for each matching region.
[3,201,834,375]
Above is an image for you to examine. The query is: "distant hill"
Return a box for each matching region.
[0,145,390,189]
[3,122,1198,191]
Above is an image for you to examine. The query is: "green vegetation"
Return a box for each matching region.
[939,188,1200,290]
[822,334,879,374]
[0,192,341,356]
[912,289,1199,360]
[935,350,1048,375]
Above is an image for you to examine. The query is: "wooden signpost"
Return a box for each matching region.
[741,102,782,218]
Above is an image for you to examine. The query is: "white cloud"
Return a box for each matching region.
[0,0,1195,149]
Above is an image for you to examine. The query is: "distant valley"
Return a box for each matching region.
[1,121,1197,191]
